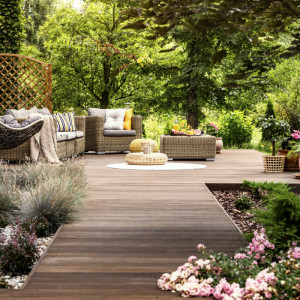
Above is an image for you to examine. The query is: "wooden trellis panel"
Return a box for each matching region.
[0,53,52,114]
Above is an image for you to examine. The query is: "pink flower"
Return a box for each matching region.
[291,130,300,140]
[209,122,219,130]
[197,243,206,251]
[234,253,247,259]
[188,255,197,263]
[292,247,300,259]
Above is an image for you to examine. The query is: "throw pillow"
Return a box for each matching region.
[124,108,133,130]
[87,108,107,122]
[52,112,77,132]
[104,108,126,130]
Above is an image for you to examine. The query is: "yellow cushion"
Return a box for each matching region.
[124,108,133,130]
[129,139,159,153]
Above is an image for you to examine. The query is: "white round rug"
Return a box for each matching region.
[107,162,207,171]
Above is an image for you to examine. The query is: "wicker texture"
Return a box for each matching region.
[0,53,52,114]
[263,155,285,173]
[0,115,85,161]
[129,139,159,153]
[160,135,216,159]
[125,153,168,165]
[0,119,44,150]
[85,115,142,152]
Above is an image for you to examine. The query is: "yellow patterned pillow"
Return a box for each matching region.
[124,108,133,130]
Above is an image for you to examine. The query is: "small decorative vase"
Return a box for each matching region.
[216,137,223,154]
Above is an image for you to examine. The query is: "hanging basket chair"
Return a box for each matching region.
[0,119,44,150]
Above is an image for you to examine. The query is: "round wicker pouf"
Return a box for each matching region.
[129,139,159,153]
[125,153,168,165]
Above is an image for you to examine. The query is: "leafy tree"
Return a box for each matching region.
[41,2,158,112]
[122,0,300,127]
[0,0,24,53]
[23,0,57,51]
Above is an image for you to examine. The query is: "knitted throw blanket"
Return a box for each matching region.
[30,115,61,164]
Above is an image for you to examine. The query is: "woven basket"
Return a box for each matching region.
[263,155,285,173]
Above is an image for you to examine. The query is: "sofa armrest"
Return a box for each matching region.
[75,116,85,133]
[85,116,105,152]
[131,115,142,138]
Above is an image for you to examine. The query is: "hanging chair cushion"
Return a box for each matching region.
[0,114,42,128]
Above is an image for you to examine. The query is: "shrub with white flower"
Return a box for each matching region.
[157,228,300,299]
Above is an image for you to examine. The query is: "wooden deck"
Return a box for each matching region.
[1,149,299,299]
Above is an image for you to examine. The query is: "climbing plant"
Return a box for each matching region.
[0,0,24,53]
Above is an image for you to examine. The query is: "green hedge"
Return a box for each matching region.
[0,0,24,53]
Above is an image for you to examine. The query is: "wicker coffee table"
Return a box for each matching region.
[125,153,168,165]
[160,135,216,160]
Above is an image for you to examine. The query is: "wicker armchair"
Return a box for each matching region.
[85,115,142,152]
[0,116,85,161]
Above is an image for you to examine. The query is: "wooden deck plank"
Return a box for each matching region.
[0,149,298,299]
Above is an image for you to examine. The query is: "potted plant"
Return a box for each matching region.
[206,122,223,153]
[287,130,300,171]
[278,130,300,171]
[259,116,290,172]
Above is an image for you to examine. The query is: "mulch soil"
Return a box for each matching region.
[212,190,263,234]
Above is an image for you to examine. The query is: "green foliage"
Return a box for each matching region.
[253,191,300,247]
[242,180,290,199]
[22,215,52,238]
[267,57,300,130]
[0,0,24,53]
[264,100,276,118]
[143,114,174,143]
[243,180,300,248]
[23,0,57,51]
[218,111,253,148]
[0,223,39,276]
[0,214,10,228]
[234,196,252,211]
[258,116,290,156]
[40,2,162,112]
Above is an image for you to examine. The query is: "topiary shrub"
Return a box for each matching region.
[0,223,39,276]
[219,111,253,148]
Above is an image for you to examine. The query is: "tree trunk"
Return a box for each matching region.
[186,40,199,129]
[272,141,276,156]
[187,87,199,129]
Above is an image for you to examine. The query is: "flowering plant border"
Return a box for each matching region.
[158,229,300,299]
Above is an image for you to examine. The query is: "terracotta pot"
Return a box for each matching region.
[277,149,300,171]
[216,137,223,154]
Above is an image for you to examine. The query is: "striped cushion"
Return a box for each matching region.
[52,112,77,132]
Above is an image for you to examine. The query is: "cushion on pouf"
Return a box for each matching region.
[104,108,126,130]
[129,139,159,153]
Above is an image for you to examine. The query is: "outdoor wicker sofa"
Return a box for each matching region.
[85,115,142,153]
[0,116,85,161]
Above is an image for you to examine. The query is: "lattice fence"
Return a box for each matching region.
[0,53,52,114]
